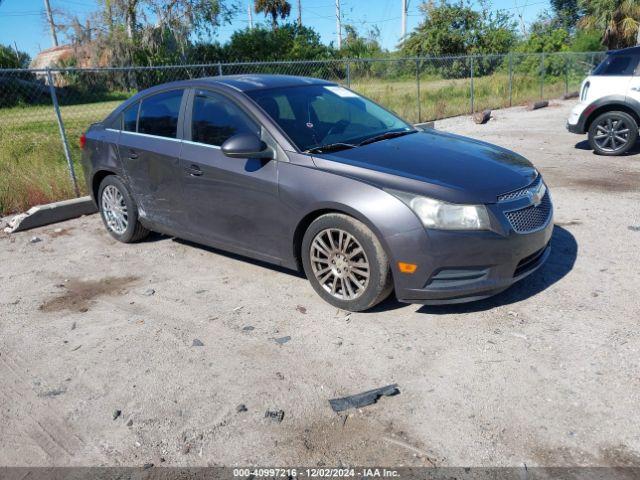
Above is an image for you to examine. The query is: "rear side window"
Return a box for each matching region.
[191,90,259,146]
[123,102,139,132]
[593,55,639,76]
[138,90,184,138]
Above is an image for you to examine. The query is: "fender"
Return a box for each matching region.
[576,95,640,133]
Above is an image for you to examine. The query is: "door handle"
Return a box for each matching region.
[128,149,139,160]
[187,164,203,176]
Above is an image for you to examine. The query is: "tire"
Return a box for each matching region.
[98,175,149,243]
[301,213,393,312]
[588,111,638,156]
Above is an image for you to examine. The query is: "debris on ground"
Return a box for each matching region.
[527,100,549,111]
[628,226,640,232]
[265,409,285,423]
[275,372,285,380]
[272,336,291,345]
[236,404,248,413]
[329,384,400,412]
[29,236,42,244]
[143,463,154,470]
[472,109,491,124]
[181,443,191,455]
[296,305,307,314]
[113,409,122,420]
[192,339,204,347]
[126,418,134,427]
[242,325,255,331]
[142,288,155,296]
[70,321,76,330]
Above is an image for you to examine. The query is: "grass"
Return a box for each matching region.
[0,72,584,216]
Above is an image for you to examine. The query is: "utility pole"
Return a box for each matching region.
[248,1,253,29]
[44,0,59,47]
[297,0,302,27]
[401,0,407,40]
[336,0,342,49]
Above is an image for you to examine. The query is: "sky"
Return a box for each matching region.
[0,0,550,58]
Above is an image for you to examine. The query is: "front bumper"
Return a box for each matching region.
[390,190,554,305]
[566,102,589,134]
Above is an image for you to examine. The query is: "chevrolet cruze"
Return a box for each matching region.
[81,75,553,311]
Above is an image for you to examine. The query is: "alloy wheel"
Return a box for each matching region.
[593,117,631,153]
[309,228,370,300]
[101,185,128,235]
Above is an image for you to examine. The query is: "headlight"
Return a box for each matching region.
[387,189,491,230]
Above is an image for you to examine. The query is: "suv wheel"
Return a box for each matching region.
[301,213,393,312]
[98,175,150,243]
[588,111,638,156]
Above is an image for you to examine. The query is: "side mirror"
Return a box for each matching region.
[221,133,274,160]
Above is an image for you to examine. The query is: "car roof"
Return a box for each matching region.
[137,74,337,95]
[211,74,336,91]
[608,46,640,56]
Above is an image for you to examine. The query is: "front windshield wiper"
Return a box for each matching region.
[358,129,418,146]
[305,142,357,154]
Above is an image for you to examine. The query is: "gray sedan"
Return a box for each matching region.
[81,75,553,311]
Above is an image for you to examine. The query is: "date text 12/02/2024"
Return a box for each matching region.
[232,468,400,477]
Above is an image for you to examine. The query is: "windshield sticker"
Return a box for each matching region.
[325,86,359,98]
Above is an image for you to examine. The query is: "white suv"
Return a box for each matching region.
[567,46,640,156]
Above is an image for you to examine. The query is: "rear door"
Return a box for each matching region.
[117,89,188,230]
[179,88,286,262]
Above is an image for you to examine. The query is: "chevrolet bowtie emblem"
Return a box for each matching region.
[528,183,546,207]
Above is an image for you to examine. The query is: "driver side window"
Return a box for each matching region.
[191,90,259,147]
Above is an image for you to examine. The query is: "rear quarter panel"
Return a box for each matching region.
[82,127,124,202]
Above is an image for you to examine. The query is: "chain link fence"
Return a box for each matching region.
[0,51,606,215]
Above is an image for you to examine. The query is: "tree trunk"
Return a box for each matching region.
[126,0,138,39]
[271,11,278,30]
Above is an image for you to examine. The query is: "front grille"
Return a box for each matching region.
[498,176,541,202]
[505,192,552,233]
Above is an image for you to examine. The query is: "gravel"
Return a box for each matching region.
[1,99,638,467]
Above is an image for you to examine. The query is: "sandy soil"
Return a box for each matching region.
[1,99,639,468]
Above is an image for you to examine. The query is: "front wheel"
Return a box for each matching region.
[588,111,638,156]
[98,175,149,243]
[301,213,393,312]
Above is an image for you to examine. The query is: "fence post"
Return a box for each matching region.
[46,68,79,198]
[540,52,545,99]
[508,53,513,107]
[470,56,474,114]
[217,62,223,76]
[346,60,351,88]
[415,59,421,123]
[564,53,569,95]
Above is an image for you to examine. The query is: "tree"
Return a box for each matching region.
[550,0,580,30]
[254,0,291,30]
[339,25,384,58]
[579,0,640,49]
[224,23,331,61]
[401,0,517,57]
[0,44,30,69]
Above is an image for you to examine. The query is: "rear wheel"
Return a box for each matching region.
[98,175,149,243]
[588,111,638,156]
[301,213,393,312]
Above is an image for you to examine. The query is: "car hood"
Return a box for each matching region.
[310,130,537,204]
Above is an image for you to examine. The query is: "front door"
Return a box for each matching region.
[118,89,187,230]
[179,89,286,262]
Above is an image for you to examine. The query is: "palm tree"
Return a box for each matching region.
[579,0,640,49]
[254,0,291,30]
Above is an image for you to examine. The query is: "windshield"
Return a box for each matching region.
[246,84,412,152]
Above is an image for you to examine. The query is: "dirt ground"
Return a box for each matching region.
[1,99,639,468]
